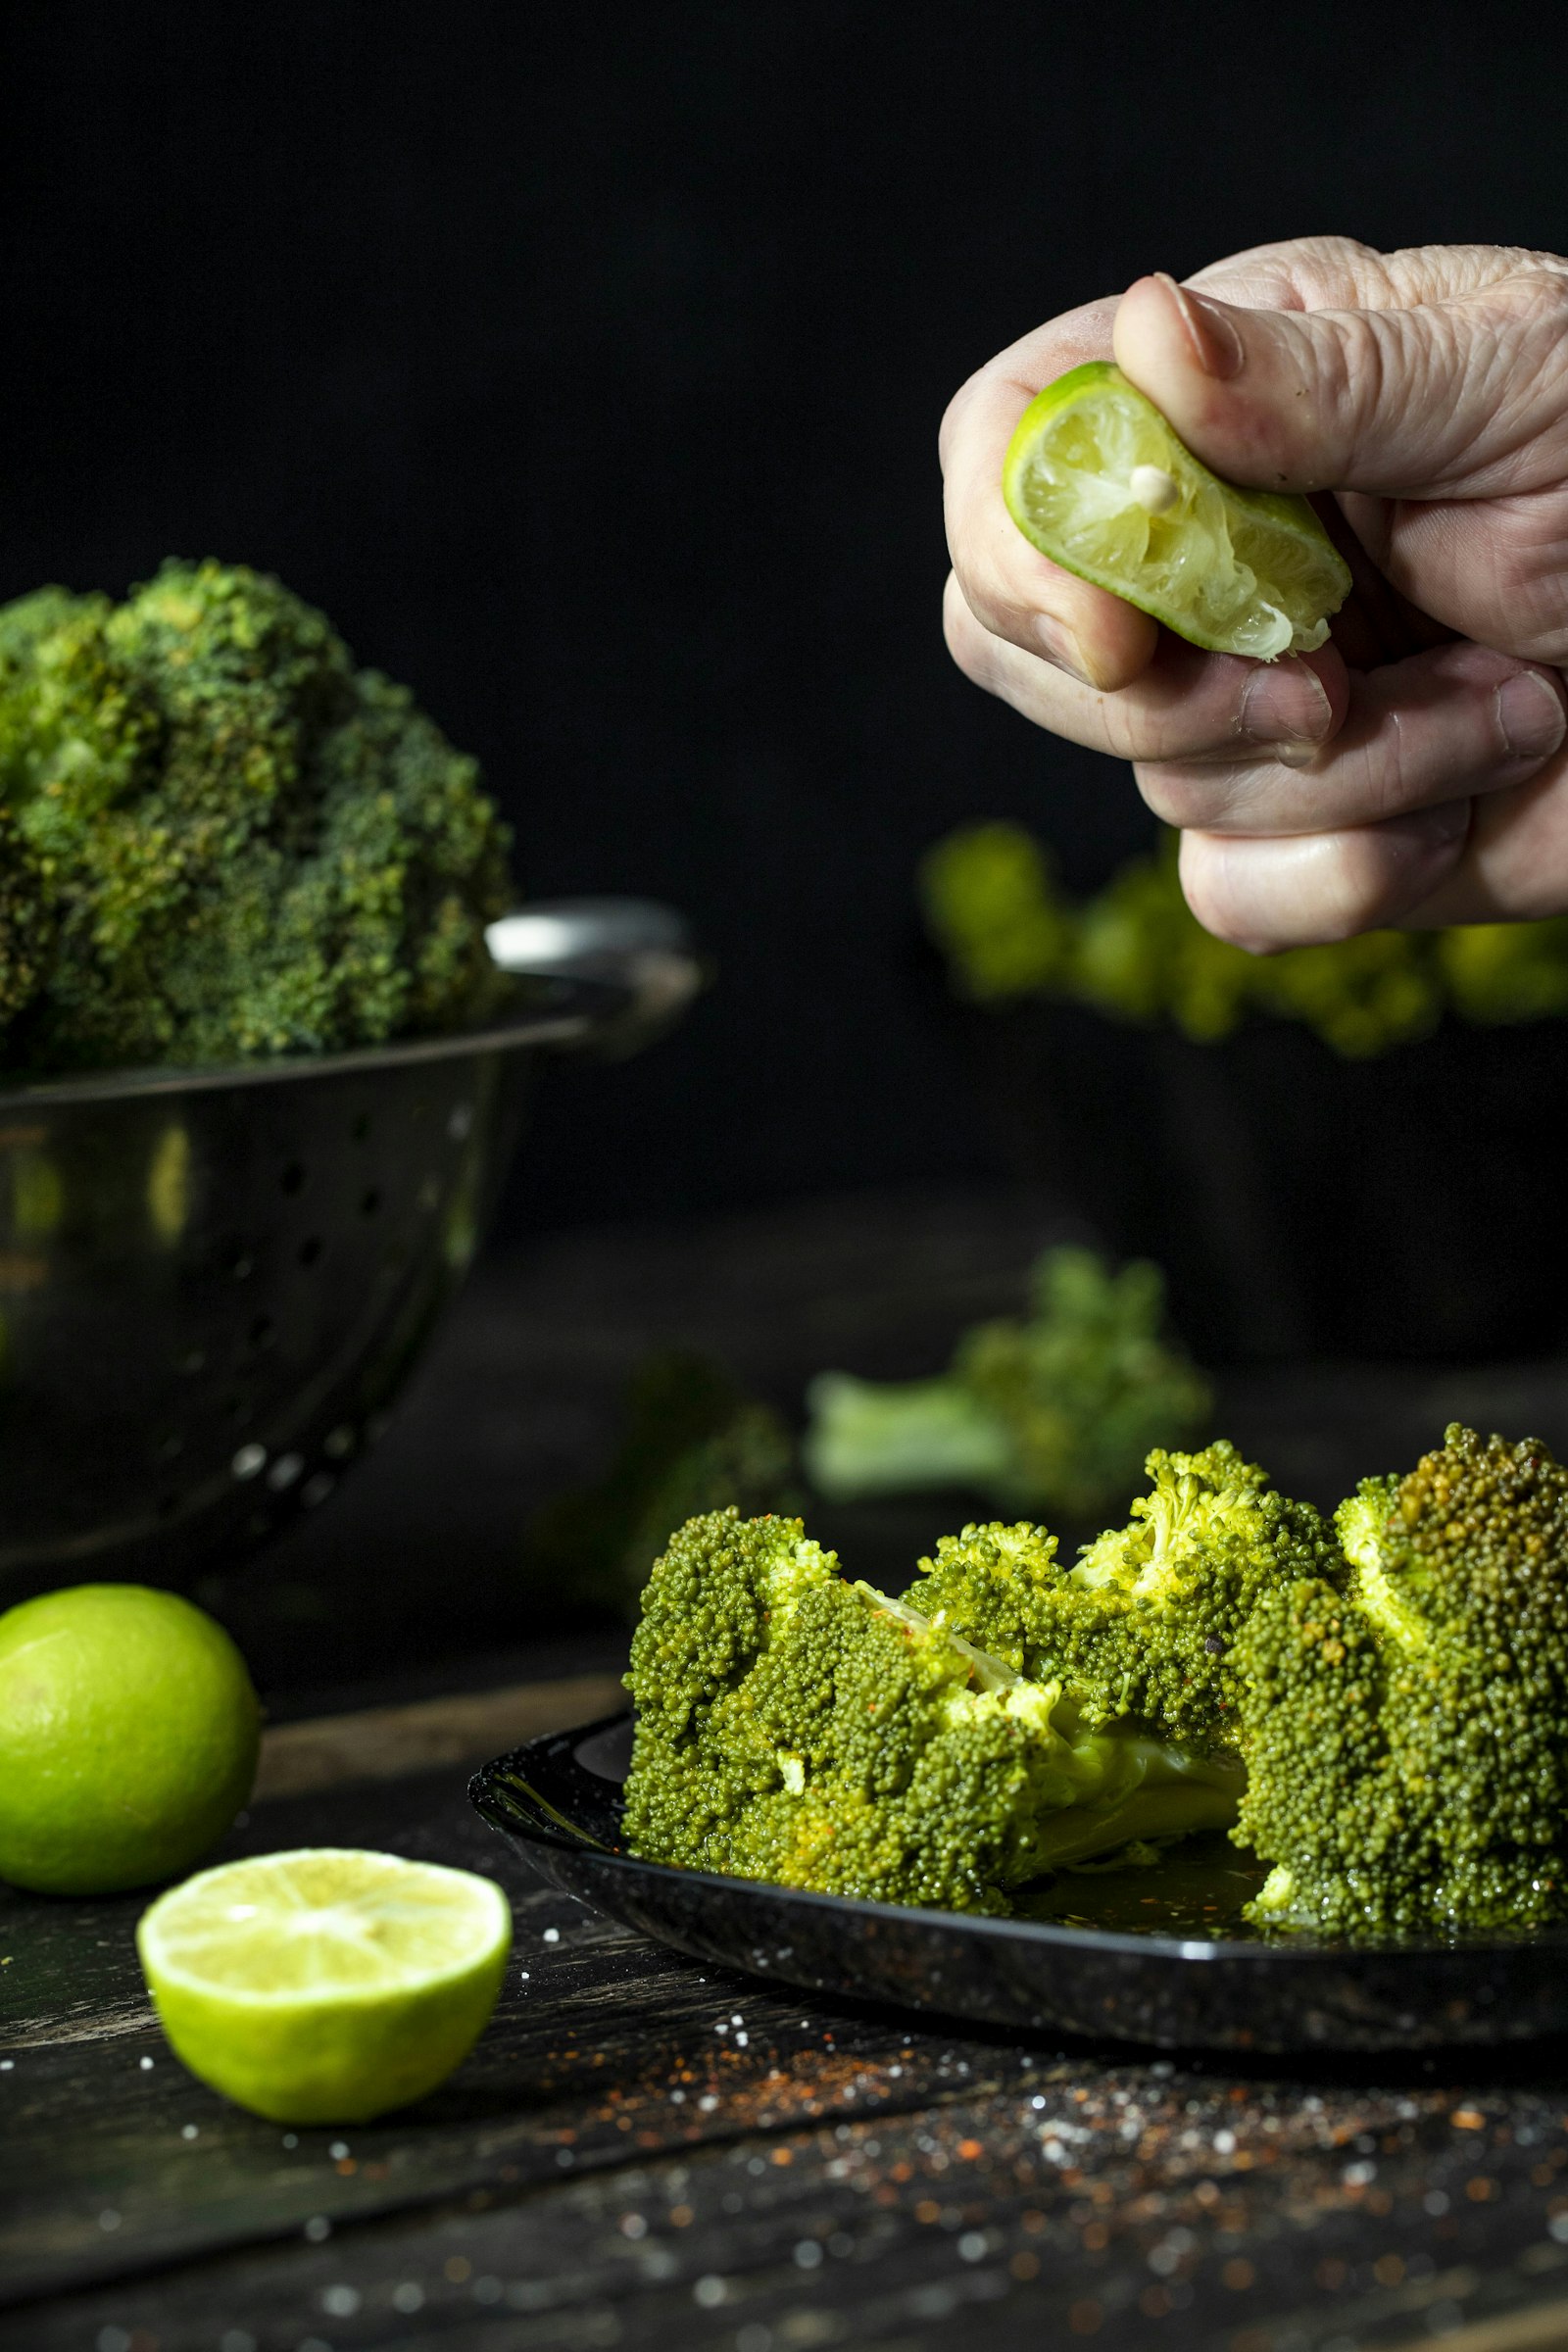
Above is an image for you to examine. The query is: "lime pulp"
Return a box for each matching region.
[1003,362,1351,661]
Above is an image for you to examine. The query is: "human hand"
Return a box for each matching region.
[941,238,1568,948]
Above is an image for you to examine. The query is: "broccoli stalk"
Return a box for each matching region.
[802,1247,1211,1523]
[1234,1424,1568,1936]
[621,1506,1244,1916]
[0,561,514,1069]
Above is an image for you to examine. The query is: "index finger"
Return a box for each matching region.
[941,297,1159,692]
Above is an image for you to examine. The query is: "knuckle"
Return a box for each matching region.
[1509,266,1568,336]
[1288,233,1390,305]
[937,363,992,471]
[1176,845,1267,952]
[941,575,999,688]
[1133,760,1227,827]
[937,385,969,472]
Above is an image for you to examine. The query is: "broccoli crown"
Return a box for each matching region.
[1236,1425,1568,1936]
[801,1245,1211,1523]
[906,1441,1338,1746]
[622,1508,1242,1915]
[0,561,514,1069]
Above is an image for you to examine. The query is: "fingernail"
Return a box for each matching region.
[1495,670,1566,762]
[1238,660,1332,752]
[1157,272,1244,380]
[1035,612,1091,683]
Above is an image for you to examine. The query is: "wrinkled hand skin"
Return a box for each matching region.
[941,238,1568,951]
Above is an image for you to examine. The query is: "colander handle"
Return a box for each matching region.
[484,899,702,1051]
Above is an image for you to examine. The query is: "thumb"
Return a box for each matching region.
[1111,269,1561,499]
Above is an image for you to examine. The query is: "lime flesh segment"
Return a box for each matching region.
[137,1848,512,2123]
[1004,362,1352,660]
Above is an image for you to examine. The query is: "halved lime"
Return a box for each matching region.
[137,1847,512,2124]
[1003,362,1351,660]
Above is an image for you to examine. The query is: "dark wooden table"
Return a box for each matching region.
[9,1185,1568,2351]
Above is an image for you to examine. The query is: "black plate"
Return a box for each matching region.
[468,1712,1568,2054]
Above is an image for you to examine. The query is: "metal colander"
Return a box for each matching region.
[0,900,698,1602]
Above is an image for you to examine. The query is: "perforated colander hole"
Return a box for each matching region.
[323,1425,356,1459]
[177,1348,206,1376]
[231,1444,267,1480]
[278,1161,306,1196]
[248,1314,275,1351]
[217,1237,254,1279]
[448,1102,473,1141]
[298,1237,323,1267]
[155,1434,184,1462]
[268,1453,304,1492]
[360,1187,381,1218]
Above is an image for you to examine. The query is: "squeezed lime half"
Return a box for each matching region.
[1003,361,1351,660]
[137,1847,512,2123]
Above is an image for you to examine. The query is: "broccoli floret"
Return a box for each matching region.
[525,1349,800,1617]
[0,561,513,1069]
[905,1441,1339,1746]
[802,1246,1211,1522]
[0,805,52,1027]
[1235,1425,1568,1936]
[918,821,1073,1002]
[622,1508,1244,1915]
[1438,919,1568,1025]
[920,818,1530,1059]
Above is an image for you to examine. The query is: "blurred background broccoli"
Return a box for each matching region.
[803,1246,1210,1521]
[921,820,1568,1060]
[0,561,514,1072]
[537,1247,1212,1618]
[523,1350,803,1619]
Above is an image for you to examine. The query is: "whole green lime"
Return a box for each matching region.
[0,1584,261,1895]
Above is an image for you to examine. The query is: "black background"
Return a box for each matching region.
[2,0,1562,1235]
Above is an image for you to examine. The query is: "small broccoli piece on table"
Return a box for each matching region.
[802,1246,1211,1523]
[903,1441,1340,1747]
[0,561,514,1069]
[621,1507,1244,1915]
[524,1350,800,1617]
[1235,1424,1568,1936]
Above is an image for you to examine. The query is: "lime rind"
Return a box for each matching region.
[1003,361,1351,662]
[0,1583,261,1896]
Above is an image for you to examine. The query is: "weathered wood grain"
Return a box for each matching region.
[12,1755,1568,2349]
[252,1673,627,1800]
